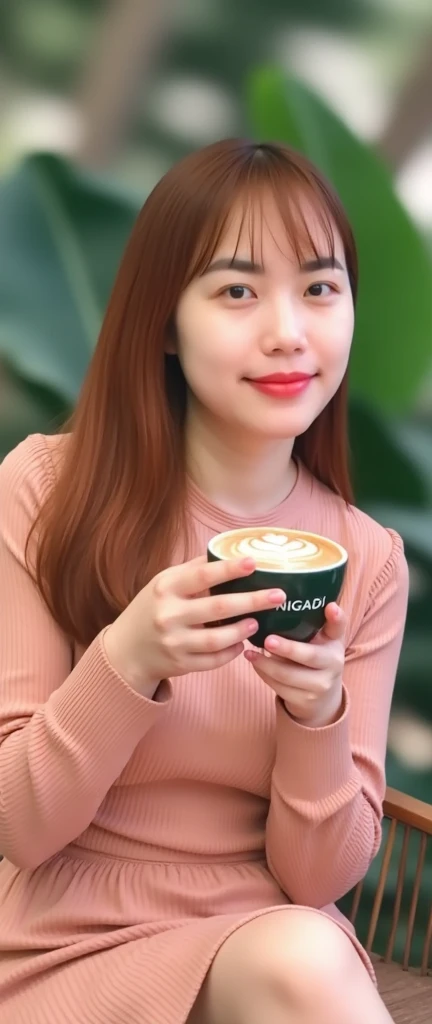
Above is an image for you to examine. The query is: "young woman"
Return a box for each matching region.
[0,139,408,1024]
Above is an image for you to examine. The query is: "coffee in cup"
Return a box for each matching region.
[207,526,347,647]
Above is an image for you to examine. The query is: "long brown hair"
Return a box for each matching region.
[26,138,358,647]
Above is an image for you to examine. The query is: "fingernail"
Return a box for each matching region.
[266,635,280,649]
[246,620,258,634]
[244,650,259,661]
[241,558,256,570]
[269,589,286,603]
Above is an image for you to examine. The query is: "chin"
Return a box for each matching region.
[250,414,317,440]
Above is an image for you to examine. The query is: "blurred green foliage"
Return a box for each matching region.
[0,0,104,89]
[0,154,137,406]
[0,0,367,96]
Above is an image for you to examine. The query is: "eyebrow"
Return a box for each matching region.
[201,256,345,275]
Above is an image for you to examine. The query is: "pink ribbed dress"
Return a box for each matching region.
[0,434,409,1023]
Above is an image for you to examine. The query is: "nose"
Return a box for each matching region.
[262,296,307,354]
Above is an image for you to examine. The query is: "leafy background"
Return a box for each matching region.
[0,0,431,964]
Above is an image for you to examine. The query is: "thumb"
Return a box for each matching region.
[322,603,346,642]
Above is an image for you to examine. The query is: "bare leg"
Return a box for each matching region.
[187,909,394,1024]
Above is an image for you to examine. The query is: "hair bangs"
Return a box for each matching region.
[184,149,352,295]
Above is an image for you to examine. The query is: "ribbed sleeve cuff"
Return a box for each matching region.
[273,685,357,802]
[47,629,173,770]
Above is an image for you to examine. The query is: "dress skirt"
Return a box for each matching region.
[0,848,375,1024]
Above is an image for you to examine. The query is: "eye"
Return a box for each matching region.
[305,282,337,298]
[223,285,255,300]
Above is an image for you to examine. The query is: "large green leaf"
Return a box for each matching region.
[349,401,430,508]
[392,420,432,494]
[365,504,432,561]
[0,152,140,403]
[0,362,69,459]
[247,67,432,414]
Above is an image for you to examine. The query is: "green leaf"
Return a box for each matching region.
[349,401,430,508]
[0,362,69,460]
[365,504,432,560]
[247,67,432,413]
[0,152,140,403]
[392,420,432,497]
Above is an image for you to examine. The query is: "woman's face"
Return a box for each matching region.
[174,194,355,443]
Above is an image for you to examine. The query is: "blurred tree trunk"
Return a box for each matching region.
[76,1,431,174]
[75,0,175,169]
[379,36,432,171]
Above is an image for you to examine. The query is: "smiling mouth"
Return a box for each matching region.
[250,373,315,384]
[245,373,317,398]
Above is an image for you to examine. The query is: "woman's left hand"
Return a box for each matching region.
[244,603,346,728]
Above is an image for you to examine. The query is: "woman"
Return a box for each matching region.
[0,139,408,1023]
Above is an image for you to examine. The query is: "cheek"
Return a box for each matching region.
[175,327,237,404]
[182,347,237,404]
[177,304,243,376]
[318,305,354,364]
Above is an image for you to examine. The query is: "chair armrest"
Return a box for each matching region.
[383,786,432,836]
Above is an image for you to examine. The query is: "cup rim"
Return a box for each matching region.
[208,526,348,573]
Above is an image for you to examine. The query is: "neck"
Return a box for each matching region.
[185,406,297,517]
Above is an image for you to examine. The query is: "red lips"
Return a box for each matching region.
[251,372,314,383]
[247,372,315,399]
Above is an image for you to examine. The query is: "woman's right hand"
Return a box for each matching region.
[103,555,286,698]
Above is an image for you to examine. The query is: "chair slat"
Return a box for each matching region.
[421,906,432,977]
[349,879,363,926]
[384,824,411,963]
[366,817,397,953]
[403,833,428,970]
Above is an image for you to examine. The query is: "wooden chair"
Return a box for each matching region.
[348,787,432,1022]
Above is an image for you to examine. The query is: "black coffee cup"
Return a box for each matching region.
[207,526,348,648]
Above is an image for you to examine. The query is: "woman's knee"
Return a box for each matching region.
[189,909,365,1023]
[261,909,364,1002]
[242,909,361,997]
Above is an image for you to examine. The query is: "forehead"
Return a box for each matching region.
[213,192,345,265]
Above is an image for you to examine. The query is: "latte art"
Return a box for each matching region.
[209,527,345,572]
[238,534,319,566]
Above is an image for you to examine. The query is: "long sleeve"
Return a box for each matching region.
[265,529,409,909]
[0,436,173,870]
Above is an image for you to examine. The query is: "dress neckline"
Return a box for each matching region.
[187,459,313,533]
